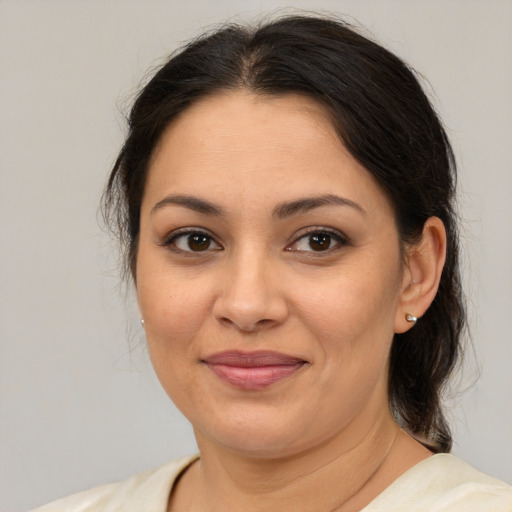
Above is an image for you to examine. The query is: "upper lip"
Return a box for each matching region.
[202,350,307,367]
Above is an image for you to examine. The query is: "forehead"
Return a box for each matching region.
[151,91,338,165]
[143,91,391,217]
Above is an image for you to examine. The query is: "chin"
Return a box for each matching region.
[207,430,305,459]
[191,405,329,460]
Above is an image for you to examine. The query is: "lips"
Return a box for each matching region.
[202,350,307,390]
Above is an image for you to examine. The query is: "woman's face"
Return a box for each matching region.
[137,92,409,457]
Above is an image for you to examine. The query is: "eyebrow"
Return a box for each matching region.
[150,193,365,218]
[273,194,366,218]
[151,195,225,216]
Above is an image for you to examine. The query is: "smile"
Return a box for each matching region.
[202,350,307,390]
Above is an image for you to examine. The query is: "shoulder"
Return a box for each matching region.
[30,455,198,512]
[364,454,512,511]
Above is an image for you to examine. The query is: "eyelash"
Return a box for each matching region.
[161,228,222,255]
[161,227,348,255]
[286,227,348,254]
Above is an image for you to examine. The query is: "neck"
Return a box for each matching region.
[170,410,430,512]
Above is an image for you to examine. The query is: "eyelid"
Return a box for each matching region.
[161,227,223,253]
[286,226,348,253]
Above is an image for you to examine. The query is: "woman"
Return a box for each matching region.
[34,15,512,511]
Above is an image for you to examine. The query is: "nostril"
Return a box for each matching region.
[218,316,233,327]
[216,315,275,332]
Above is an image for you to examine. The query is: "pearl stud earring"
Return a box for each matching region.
[405,313,418,324]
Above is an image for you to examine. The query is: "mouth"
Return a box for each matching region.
[201,350,308,390]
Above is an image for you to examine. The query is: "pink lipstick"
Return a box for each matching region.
[202,350,306,390]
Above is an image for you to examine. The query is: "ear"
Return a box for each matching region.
[395,217,447,334]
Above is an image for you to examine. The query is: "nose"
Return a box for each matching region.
[212,251,289,333]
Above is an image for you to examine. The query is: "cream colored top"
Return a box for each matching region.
[32,454,512,511]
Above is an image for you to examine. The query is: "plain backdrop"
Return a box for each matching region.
[1,1,511,510]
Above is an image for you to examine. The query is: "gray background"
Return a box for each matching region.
[1,1,511,510]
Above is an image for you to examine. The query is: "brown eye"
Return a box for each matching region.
[187,234,211,251]
[287,229,346,253]
[170,231,221,253]
[308,233,332,251]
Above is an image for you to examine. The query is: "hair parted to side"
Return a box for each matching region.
[103,15,465,453]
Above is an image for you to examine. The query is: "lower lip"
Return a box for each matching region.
[206,363,305,390]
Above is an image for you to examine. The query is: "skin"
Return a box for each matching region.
[136,91,446,511]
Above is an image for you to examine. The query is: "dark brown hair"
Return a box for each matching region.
[103,15,465,452]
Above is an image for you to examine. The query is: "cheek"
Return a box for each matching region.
[292,265,400,350]
[135,250,214,368]
[290,261,402,406]
[139,281,210,348]
[137,273,211,408]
